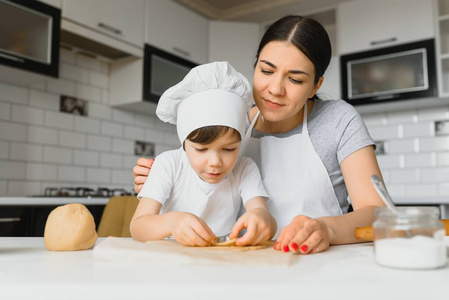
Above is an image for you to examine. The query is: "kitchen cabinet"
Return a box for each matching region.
[0,204,105,237]
[437,0,449,96]
[337,0,435,54]
[62,0,145,48]
[0,0,60,85]
[209,21,260,82]
[145,0,209,64]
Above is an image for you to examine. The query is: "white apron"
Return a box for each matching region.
[241,102,343,237]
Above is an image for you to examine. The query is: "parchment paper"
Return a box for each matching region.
[93,237,298,267]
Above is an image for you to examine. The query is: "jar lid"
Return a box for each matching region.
[375,206,440,219]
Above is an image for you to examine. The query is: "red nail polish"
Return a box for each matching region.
[291,243,298,251]
[273,242,279,248]
[300,245,308,253]
[283,245,289,252]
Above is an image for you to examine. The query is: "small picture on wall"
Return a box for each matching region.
[135,141,155,157]
[435,120,449,136]
[60,95,88,116]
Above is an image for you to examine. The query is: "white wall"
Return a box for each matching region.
[0,48,180,196]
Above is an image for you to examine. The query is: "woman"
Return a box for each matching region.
[133,15,385,254]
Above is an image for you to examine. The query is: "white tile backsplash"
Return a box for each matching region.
[89,102,112,120]
[124,125,146,140]
[12,105,44,125]
[29,90,59,111]
[61,62,89,84]
[100,153,122,168]
[57,165,85,182]
[8,181,41,197]
[0,121,27,141]
[361,103,449,200]
[0,141,9,159]
[76,83,102,103]
[74,116,100,134]
[45,111,74,130]
[402,122,434,138]
[73,150,99,167]
[10,143,43,162]
[0,161,26,179]
[59,131,87,149]
[0,82,28,104]
[87,135,111,151]
[112,138,134,154]
[101,121,124,137]
[28,126,58,145]
[0,102,11,120]
[86,168,110,183]
[26,163,57,181]
[43,146,72,164]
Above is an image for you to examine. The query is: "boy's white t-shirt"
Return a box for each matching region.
[137,148,269,236]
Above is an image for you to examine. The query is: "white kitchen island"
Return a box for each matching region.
[0,237,448,300]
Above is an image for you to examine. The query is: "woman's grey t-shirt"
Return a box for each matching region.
[250,99,375,213]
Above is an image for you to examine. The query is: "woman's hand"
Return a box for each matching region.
[230,206,277,246]
[274,215,334,254]
[132,157,154,193]
[170,212,216,247]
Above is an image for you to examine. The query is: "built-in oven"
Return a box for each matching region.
[0,0,61,78]
[143,44,198,104]
[340,39,437,105]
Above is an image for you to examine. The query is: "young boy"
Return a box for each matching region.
[130,62,276,247]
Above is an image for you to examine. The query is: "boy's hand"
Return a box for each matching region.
[230,207,276,246]
[169,212,216,247]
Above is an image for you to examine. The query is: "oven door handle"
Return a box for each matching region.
[0,217,21,222]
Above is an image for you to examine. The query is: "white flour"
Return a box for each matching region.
[375,235,447,269]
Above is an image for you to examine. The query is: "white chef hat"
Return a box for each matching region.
[156,61,253,143]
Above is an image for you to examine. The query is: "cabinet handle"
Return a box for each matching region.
[370,37,397,46]
[0,52,25,63]
[173,47,190,57]
[0,218,21,222]
[97,22,122,35]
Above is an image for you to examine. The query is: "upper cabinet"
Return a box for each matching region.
[0,0,60,85]
[145,0,209,64]
[337,0,435,55]
[437,0,449,96]
[62,0,145,47]
[209,21,259,81]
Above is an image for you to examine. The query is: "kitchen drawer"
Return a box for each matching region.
[0,204,105,237]
[0,207,31,237]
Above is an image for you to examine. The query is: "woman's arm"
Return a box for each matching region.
[321,145,385,245]
[275,146,385,253]
[132,158,154,194]
[130,197,216,246]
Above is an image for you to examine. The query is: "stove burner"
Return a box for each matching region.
[41,187,133,197]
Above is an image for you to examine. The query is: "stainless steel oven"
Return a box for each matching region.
[143,44,197,104]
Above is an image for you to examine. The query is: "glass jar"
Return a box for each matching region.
[373,206,447,269]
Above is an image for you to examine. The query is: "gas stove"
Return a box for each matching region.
[33,187,134,198]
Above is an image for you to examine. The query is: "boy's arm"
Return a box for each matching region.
[130,197,175,242]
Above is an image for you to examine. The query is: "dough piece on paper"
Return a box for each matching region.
[44,203,98,251]
[211,238,237,247]
[205,240,275,251]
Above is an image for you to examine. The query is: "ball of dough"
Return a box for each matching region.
[44,203,98,251]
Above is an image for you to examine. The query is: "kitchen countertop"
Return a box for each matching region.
[0,196,110,205]
[0,237,448,300]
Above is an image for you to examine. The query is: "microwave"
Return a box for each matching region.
[143,44,197,104]
[340,39,437,105]
[0,0,61,78]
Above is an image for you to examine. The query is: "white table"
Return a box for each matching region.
[0,237,448,300]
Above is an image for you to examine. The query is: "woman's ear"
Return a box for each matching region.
[309,76,324,99]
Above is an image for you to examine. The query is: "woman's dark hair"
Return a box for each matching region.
[183,126,241,149]
[255,15,332,87]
